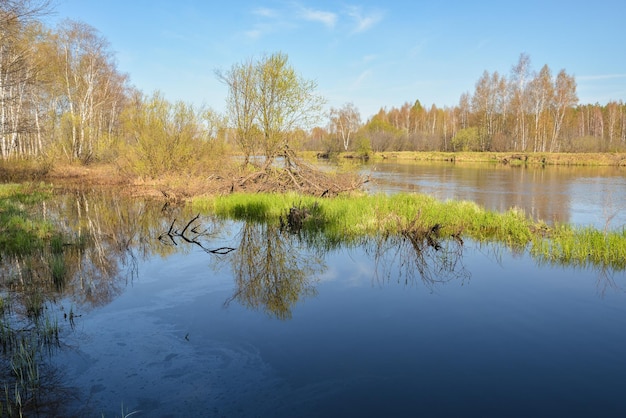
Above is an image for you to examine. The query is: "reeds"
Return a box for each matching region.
[531,225,626,269]
[0,184,67,417]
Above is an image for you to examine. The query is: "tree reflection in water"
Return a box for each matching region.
[1,189,182,416]
[367,224,470,290]
[224,221,324,320]
[4,189,625,414]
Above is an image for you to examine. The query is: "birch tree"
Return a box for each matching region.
[472,70,502,151]
[509,53,531,151]
[0,0,49,158]
[528,65,553,152]
[329,102,361,151]
[53,20,126,162]
[549,69,577,151]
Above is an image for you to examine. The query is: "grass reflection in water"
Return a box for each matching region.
[2,183,626,415]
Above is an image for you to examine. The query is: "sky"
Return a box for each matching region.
[47,0,626,120]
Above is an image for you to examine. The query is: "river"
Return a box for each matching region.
[2,162,626,417]
[361,160,626,230]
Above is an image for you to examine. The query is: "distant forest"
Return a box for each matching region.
[2,1,625,166]
[316,53,626,154]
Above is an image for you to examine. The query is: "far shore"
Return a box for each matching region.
[2,151,625,201]
[306,151,626,167]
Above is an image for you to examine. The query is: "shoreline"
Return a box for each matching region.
[2,151,625,201]
[310,151,626,166]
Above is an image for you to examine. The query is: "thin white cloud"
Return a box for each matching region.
[346,6,383,33]
[351,69,373,89]
[245,7,289,40]
[578,74,626,81]
[244,29,263,40]
[362,54,377,63]
[298,7,337,28]
[252,7,278,18]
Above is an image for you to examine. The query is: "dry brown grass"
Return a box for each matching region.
[40,155,365,202]
[369,151,626,166]
[19,150,625,201]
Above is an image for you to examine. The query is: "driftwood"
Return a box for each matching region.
[159,214,235,255]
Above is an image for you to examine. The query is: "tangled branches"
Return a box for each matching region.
[232,147,366,197]
[158,214,236,255]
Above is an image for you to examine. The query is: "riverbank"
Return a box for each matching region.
[308,151,626,167]
[2,151,626,201]
[374,151,626,166]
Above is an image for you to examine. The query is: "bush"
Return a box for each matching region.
[119,92,226,178]
[451,127,480,151]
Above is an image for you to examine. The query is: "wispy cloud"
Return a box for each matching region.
[298,7,337,28]
[578,74,626,81]
[244,28,263,40]
[245,7,287,40]
[245,3,383,40]
[351,69,373,89]
[346,6,384,33]
[362,54,377,63]
[252,7,278,18]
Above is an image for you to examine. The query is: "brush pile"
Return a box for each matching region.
[228,147,366,197]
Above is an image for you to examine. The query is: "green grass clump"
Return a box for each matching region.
[194,192,626,269]
[531,225,626,269]
[194,192,537,245]
[0,184,55,256]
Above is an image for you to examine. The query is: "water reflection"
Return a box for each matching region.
[361,161,626,229]
[4,188,625,322]
[2,189,626,416]
[0,190,197,416]
[223,222,324,320]
[46,190,177,307]
[368,232,470,290]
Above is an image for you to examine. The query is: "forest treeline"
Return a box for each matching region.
[318,54,626,155]
[2,1,625,174]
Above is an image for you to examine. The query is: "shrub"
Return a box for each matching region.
[119,91,226,178]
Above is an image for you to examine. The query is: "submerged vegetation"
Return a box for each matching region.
[195,192,626,270]
[0,183,79,416]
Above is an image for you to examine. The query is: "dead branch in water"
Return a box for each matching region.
[159,214,236,254]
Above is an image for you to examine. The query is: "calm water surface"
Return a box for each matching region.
[361,161,626,229]
[55,220,626,417]
[3,164,626,417]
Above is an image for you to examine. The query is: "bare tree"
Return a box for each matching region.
[218,52,325,167]
[528,65,553,152]
[215,58,259,165]
[329,102,361,151]
[549,69,577,152]
[0,0,50,158]
[510,53,531,151]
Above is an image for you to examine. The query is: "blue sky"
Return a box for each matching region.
[48,0,626,120]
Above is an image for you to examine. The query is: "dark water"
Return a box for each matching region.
[361,161,626,230]
[2,163,626,417]
[54,221,626,417]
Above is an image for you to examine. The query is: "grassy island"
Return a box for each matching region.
[194,192,626,270]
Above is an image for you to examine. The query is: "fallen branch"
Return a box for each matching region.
[159,214,236,255]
